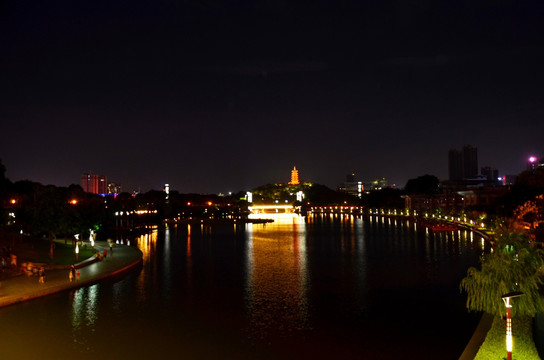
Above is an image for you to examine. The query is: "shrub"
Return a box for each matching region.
[474,316,541,360]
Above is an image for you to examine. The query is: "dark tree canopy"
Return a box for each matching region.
[404,174,440,195]
[0,158,6,182]
[361,188,403,208]
[516,168,544,189]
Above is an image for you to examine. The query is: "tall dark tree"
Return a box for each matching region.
[29,185,75,258]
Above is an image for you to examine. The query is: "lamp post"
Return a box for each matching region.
[502,291,524,360]
[89,229,94,248]
[74,234,80,262]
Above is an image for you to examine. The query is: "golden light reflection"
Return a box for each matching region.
[136,230,158,263]
[135,229,158,302]
[187,224,192,257]
[245,214,310,338]
[186,224,193,297]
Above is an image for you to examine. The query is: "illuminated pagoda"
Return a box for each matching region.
[289,166,300,185]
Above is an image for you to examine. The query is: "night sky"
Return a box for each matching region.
[2,1,543,194]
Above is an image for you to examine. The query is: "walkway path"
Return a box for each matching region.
[0,241,142,308]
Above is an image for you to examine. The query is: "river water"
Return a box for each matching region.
[0,214,488,359]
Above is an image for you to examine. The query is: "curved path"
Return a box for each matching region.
[0,241,142,308]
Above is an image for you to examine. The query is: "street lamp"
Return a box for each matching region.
[74,234,80,261]
[502,291,524,360]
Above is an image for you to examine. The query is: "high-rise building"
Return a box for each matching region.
[448,149,463,181]
[462,145,478,179]
[289,166,300,185]
[448,145,478,181]
[527,156,544,172]
[81,173,108,194]
[528,156,538,172]
[339,173,363,198]
[481,166,498,182]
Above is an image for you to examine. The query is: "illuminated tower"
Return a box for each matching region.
[289,166,300,185]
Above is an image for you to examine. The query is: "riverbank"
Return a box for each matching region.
[0,241,142,308]
[165,218,274,225]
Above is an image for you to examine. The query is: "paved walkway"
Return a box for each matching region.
[0,241,143,308]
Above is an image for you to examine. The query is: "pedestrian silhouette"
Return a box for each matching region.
[38,267,45,283]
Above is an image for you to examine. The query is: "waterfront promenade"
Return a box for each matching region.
[0,241,142,308]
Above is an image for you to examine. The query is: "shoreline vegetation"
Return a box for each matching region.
[0,231,96,271]
[474,316,541,360]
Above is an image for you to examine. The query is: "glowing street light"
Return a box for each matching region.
[502,291,524,360]
[74,233,80,261]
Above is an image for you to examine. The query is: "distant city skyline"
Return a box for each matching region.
[0,149,541,195]
[0,147,540,195]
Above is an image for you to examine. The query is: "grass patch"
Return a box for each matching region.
[475,316,541,360]
[0,234,96,266]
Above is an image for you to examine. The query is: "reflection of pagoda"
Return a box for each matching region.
[289,166,300,185]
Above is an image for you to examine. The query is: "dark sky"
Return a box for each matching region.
[1,0,543,193]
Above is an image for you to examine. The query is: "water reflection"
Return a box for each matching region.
[71,285,99,350]
[135,229,158,303]
[245,214,310,339]
[1,213,493,360]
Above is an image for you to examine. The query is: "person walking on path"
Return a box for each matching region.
[109,240,114,259]
[38,267,45,283]
[69,265,76,282]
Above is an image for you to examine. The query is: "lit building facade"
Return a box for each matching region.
[81,173,108,194]
[107,182,122,195]
[338,173,363,197]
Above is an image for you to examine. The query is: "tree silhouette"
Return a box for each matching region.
[404,174,439,195]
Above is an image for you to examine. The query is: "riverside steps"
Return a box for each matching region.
[0,241,143,308]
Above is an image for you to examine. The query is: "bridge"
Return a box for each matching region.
[248,204,296,214]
